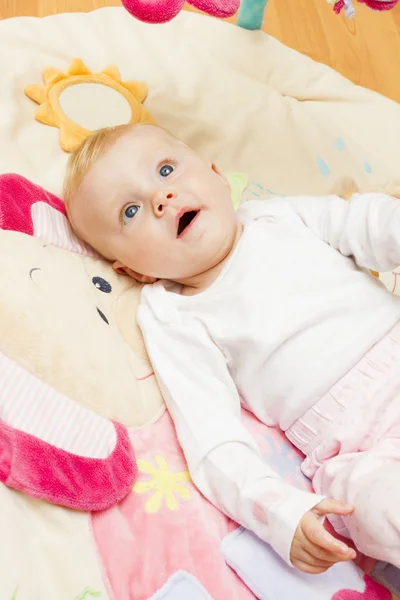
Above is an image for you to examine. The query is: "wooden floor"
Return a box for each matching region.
[0,0,400,103]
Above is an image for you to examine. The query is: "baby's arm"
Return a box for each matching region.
[138,303,353,569]
[284,192,400,272]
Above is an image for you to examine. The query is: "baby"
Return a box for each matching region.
[64,123,400,574]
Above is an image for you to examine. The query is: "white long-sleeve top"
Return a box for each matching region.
[137,193,400,565]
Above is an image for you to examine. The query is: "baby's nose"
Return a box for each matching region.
[152,190,176,216]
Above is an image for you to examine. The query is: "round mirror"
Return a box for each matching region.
[59,83,133,131]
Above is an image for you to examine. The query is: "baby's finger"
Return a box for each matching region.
[291,545,337,570]
[313,498,354,518]
[292,559,330,575]
[302,515,355,558]
[303,538,356,563]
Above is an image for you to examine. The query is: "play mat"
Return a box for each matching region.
[1,6,400,600]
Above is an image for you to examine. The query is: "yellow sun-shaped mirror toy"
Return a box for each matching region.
[25,58,155,152]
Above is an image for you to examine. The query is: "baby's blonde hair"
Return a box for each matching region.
[63,124,131,211]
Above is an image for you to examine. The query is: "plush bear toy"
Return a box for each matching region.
[0,173,138,512]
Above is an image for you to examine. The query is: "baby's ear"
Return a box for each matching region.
[113,261,157,284]
[211,163,229,186]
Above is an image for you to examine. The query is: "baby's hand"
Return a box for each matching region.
[290,499,356,574]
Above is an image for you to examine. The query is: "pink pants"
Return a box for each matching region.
[287,321,400,567]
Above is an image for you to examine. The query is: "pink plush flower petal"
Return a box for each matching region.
[188,0,240,17]
[121,0,185,23]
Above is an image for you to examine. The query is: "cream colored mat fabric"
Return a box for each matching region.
[0,8,399,197]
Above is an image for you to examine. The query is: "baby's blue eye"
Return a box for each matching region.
[123,204,139,225]
[160,164,174,178]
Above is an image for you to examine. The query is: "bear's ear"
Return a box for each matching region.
[0,350,137,511]
[31,201,99,257]
[0,173,64,235]
[0,173,97,257]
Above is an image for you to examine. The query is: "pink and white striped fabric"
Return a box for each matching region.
[0,350,115,458]
[31,201,99,258]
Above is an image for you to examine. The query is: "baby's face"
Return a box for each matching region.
[69,126,238,282]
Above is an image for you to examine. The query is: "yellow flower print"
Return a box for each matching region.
[133,455,191,513]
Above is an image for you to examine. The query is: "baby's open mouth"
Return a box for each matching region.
[177,210,199,237]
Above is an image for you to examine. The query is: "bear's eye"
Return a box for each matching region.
[92,277,112,294]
